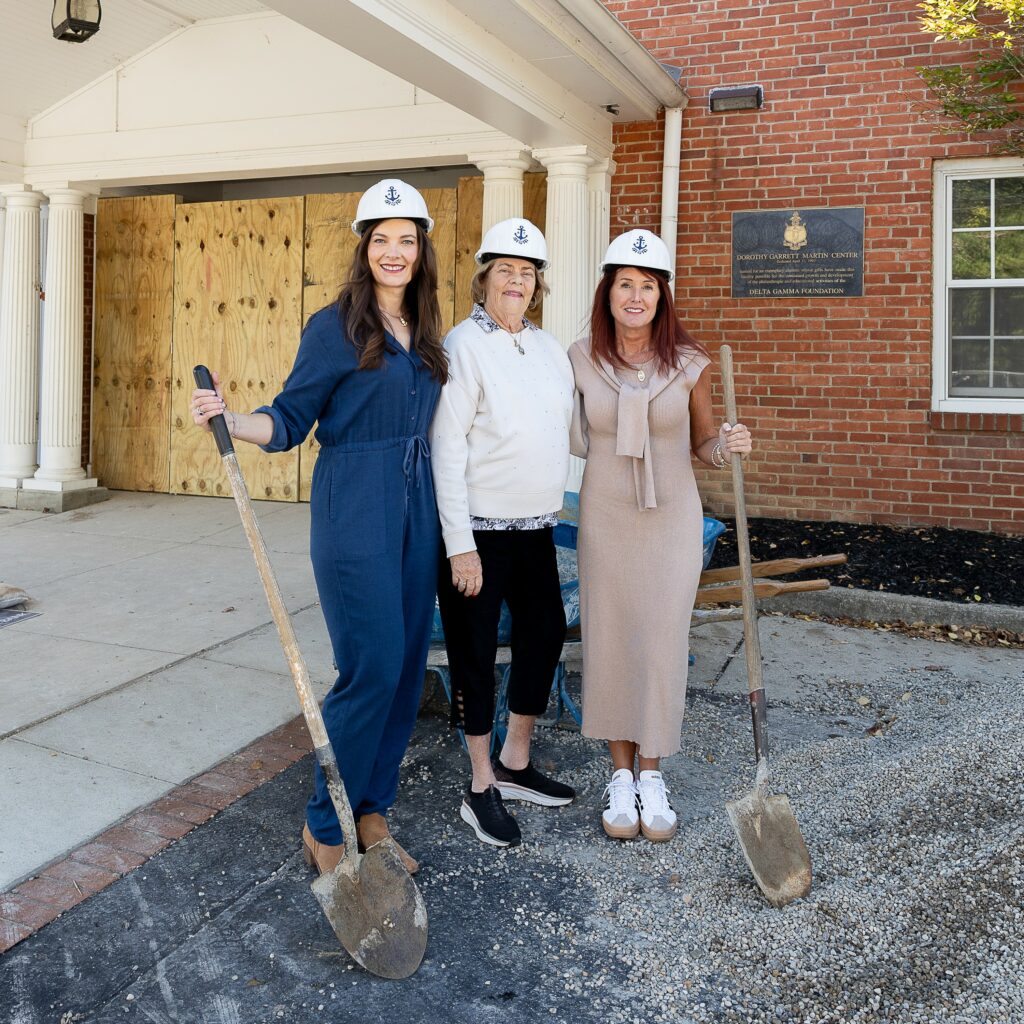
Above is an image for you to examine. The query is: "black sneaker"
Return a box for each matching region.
[492,757,575,807]
[460,785,522,847]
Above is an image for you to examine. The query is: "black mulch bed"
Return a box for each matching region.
[708,517,1024,608]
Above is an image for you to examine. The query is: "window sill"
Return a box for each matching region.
[929,409,1024,433]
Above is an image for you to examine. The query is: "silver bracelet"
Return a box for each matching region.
[710,441,727,469]
[226,411,236,438]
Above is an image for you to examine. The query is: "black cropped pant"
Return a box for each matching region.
[437,527,567,737]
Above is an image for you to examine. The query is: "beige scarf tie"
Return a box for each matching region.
[615,382,657,510]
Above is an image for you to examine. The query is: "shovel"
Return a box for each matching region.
[193,366,427,979]
[719,347,812,909]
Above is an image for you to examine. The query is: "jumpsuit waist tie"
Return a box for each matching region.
[402,435,431,509]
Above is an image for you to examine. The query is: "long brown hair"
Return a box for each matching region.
[337,220,448,383]
[589,266,707,373]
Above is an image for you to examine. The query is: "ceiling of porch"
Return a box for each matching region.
[0,1,268,124]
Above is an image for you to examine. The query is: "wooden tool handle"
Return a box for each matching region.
[696,577,830,606]
[720,345,769,766]
[194,365,359,859]
[699,552,847,586]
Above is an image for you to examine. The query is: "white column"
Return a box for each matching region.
[587,158,615,289]
[32,189,94,487]
[0,197,6,307]
[532,146,594,350]
[469,150,532,231]
[0,189,43,487]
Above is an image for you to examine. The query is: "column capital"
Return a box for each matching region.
[467,148,533,175]
[0,187,44,207]
[587,158,616,191]
[42,188,91,207]
[531,145,596,175]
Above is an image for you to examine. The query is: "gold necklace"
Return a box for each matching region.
[382,309,409,328]
[625,349,654,382]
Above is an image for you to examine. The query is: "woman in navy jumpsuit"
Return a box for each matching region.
[190,180,446,874]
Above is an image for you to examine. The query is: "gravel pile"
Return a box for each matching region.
[415,660,1024,1024]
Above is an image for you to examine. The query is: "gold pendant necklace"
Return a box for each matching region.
[383,310,408,328]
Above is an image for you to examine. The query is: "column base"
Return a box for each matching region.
[17,479,109,513]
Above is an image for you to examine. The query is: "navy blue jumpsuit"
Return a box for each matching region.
[255,305,442,845]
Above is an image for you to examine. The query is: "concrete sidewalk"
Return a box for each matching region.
[0,491,337,893]
[2,492,1024,1022]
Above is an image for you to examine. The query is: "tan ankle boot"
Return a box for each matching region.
[301,823,344,875]
[356,813,420,876]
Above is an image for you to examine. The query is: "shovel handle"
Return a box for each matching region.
[719,346,769,767]
[192,365,359,857]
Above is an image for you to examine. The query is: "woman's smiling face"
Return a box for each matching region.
[609,266,661,330]
[367,218,419,291]
[483,258,537,322]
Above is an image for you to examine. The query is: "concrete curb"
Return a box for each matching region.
[765,586,1024,632]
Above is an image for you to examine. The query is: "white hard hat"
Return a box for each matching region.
[601,228,674,281]
[351,178,434,236]
[475,218,549,270]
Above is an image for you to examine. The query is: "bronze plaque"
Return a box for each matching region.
[731,207,864,298]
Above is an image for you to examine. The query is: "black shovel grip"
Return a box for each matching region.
[193,365,234,458]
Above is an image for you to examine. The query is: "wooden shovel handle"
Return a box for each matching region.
[720,346,769,766]
[696,577,830,606]
[699,553,847,585]
[193,366,359,858]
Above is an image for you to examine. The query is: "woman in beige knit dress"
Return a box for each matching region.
[569,229,752,842]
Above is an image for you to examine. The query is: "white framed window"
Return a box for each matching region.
[933,158,1024,413]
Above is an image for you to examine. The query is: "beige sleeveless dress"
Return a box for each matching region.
[568,339,711,758]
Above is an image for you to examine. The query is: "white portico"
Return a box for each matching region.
[0,0,685,509]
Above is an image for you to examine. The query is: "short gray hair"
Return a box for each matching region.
[471,258,550,312]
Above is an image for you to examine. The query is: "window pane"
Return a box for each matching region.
[995,230,1024,278]
[950,337,991,389]
[994,177,1024,227]
[993,339,1024,389]
[952,178,991,228]
[950,287,989,335]
[952,231,990,279]
[994,288,1024,336]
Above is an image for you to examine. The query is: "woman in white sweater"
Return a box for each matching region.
[431,218,575,847]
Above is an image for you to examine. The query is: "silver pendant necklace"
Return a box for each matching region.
[510,329,526,355]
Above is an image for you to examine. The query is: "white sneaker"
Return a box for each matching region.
[601,769,639,839]
[636,770,677,841]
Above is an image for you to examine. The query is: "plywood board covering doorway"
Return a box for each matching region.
[171,198,304,501]
[92,196,175,492]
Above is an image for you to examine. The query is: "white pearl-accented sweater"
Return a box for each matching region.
[430,305,573,557]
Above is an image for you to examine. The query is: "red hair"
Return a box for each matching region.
[588,267,708,373]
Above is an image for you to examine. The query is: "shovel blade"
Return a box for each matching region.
[726,789,812,909]
[311,838,428,979]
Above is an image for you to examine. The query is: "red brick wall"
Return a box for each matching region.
[82,213,94,470]
[605,0,1023,535]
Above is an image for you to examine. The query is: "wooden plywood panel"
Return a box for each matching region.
[171,198,303,501]
[298,188,458,501]
[420,187,458,334]
[92,195,175,493]
[299,192,358,501]
[454,176,483,325]
[524,171,547,233]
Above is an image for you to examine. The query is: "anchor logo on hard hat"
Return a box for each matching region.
[632,235,648,255]
[513,225,529,244]
[384,186,401,206]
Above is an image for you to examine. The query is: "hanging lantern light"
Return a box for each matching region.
[52,1,102,43]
